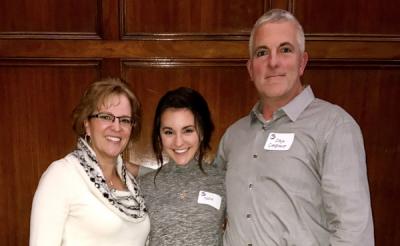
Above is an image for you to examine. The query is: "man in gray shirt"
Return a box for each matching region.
[215,9,374,245]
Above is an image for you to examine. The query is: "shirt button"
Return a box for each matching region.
[262,125,267,130]
[252,154,257,158]
[248,244,253,246]
[246,213,251,218]
[249,183,253,189]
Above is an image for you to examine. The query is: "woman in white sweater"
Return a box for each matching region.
[30,78,150,246]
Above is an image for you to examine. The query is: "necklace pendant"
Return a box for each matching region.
[179,191,187,200]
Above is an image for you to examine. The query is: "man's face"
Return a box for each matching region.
[247,21,308,106]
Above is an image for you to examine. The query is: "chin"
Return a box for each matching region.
[173,159,190,166]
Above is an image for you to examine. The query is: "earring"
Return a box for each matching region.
[84,134,91,144]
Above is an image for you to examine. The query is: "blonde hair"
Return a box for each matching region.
[71,78,142,143]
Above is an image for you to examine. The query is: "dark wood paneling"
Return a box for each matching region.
[122,59,256,165]
[2,39,400,60]
[121,0,267,40]
[0,59,100,245]
[294,0,400,40]
[0,40,249,59]
[101,0,120,39]
[304,61,400,245]
[0,0,399,245]
[0,0,101,39]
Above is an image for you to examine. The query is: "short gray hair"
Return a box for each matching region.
[248,9,305,57]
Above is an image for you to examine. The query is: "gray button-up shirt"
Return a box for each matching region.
[216,86,374,246]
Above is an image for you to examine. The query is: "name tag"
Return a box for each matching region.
[264,132,295,151]
[197,191,221,210]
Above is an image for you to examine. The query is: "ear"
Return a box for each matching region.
[84,119,90,136]
[299,51,309,76]
[246,59,254,81]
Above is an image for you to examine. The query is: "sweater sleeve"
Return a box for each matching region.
[30,159,70,246]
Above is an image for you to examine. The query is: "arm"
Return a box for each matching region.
[212,132,228,170]
[30,161,69,246]
[321,119,374,245]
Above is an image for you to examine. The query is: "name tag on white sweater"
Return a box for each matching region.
[197,191,221,210]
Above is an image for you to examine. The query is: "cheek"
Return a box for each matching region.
[160,136,170,148]
[252,61,265,75]
[190,136,201,148]
[124,128,133,138]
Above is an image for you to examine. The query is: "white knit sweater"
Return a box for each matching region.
[30,154,150,246]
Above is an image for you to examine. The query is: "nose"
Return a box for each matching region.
[111,118,122,131]
[268,51,279,68]
[173,133,184,147]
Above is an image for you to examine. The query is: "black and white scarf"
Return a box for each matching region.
[72,138,147,220]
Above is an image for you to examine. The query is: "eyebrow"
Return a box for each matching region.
[98,111,131,117]
[256,42,294,49]
[254,45,268,52]
[279,42,294,47]
[161,125,195,131]
[161,126,173,131]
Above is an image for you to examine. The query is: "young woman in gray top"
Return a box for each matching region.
[138,87,226,246]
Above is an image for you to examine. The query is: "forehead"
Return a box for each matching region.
[97,93,130,111]
[253,21,298,48]
[161,108,195,126]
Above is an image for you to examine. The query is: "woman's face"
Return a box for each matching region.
[84,94,132,163]
[160,108,201,166]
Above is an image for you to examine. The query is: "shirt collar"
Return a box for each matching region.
[251,85,315,123]
[282,85,315,121]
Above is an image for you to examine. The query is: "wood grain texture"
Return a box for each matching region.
[0,0,101,39]
[121,0,267,39]
[294,0,400,37]
[2,39,400,60]
[304,61,400,244]
[0,0,400,245]
[0,59,100,245]
[122,59,256,165]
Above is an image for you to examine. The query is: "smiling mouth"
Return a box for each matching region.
[265,74,285,79]
[174,148,189,154]
[106,136,121,142]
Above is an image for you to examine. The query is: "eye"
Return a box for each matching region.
[255,48,268,57]
[98,113,114,121]
[119,117,133,125]
[183,127,196,134]
[162,129,174,136]
[280,46,292,53]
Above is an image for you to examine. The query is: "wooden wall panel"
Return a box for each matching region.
[122,60,256,165]
[0,0,101,39]
[0,60,100,245]
[0,0,399,245]
[121,0,267,39]
[294,0,400,39]
[303,61,400,245]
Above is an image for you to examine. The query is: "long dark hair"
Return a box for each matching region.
[152,87,214,182]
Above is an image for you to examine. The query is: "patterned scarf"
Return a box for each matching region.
[72,138,147,220]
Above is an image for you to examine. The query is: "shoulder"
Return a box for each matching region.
[200,163,226,187]
[203,162,225,176]
[227,114,251,131]
[138,168,158,189]
[309,98,359,126]
[220,114,252,144]
[38,154,79,187]
[307,99,363,143]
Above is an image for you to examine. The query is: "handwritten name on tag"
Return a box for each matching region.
[197,191,221,210]
[264,133,295,151]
